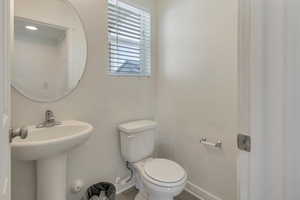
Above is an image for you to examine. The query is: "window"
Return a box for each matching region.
[108,0,151,76]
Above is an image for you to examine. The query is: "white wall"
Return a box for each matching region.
[155,0,238,200]
[11,0,157,200]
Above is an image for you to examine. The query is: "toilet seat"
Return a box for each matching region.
[144,159,185,183]
[141,159,187,187]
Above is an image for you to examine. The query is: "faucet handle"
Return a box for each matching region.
[9,127,28,143]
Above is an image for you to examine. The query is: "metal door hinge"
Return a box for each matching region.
[237,134,251,152]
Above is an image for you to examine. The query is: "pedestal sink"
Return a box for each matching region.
[11,120,93,200]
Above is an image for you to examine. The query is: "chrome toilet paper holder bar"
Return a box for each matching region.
[200,137,222,148]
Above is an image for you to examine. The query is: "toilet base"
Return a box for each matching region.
[135,190,173,200]
[134,190,148,200]
[148,194,173,200]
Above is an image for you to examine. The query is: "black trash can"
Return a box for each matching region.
[87,182,116,200]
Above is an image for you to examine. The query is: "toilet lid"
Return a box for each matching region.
[144,159,185,183]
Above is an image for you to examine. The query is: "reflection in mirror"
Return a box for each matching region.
[13,0,87,102]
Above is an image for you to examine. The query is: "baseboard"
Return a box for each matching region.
[116,179,222,200]
[185,181,222,200]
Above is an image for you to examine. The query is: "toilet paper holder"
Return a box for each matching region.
[200,137,222,148]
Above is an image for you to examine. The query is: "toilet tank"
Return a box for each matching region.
[118,120,157,163]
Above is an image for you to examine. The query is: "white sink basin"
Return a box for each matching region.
[11,120,93,200]
[12,120,93,161]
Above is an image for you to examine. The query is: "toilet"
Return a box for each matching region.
[118,120,187,200]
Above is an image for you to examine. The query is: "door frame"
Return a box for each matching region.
[0,0,13,200]
[238,0,265,199]
[237,0,250,197]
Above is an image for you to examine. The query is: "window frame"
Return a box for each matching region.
[107,0,152,77]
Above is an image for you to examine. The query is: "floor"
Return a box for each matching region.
[117,188,199,200]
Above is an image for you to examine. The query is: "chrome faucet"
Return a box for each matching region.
[37,110,61,128]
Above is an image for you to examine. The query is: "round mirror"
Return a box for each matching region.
[13,0,87,102]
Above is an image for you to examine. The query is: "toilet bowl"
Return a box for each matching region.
[133,158,187,200]
[118,120,187,200]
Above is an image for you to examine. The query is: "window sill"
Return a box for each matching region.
[108,73,151,78]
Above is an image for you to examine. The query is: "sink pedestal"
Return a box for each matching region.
[37,154,67,200]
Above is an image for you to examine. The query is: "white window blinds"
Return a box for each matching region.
[108,0,151,76]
